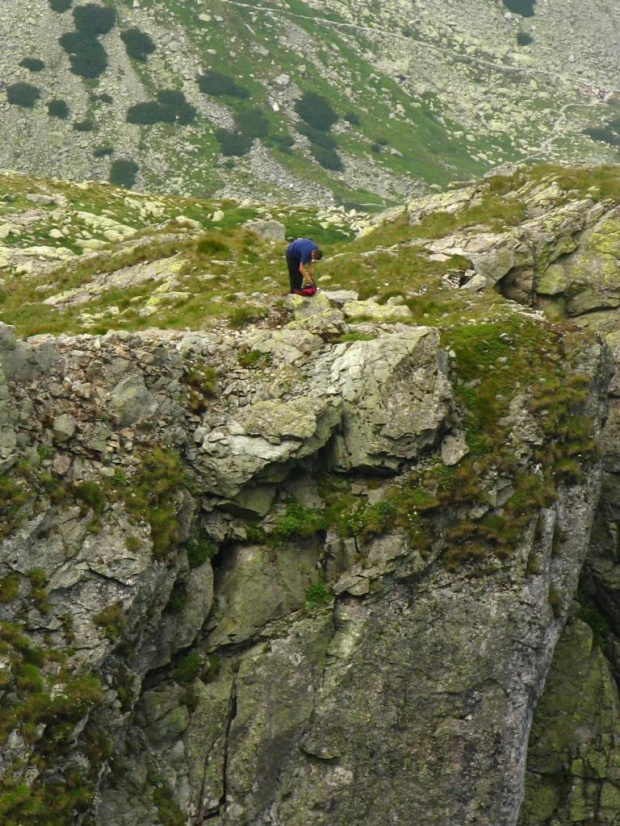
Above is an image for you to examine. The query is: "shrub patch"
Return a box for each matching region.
[127,89,196,126]
[120,27,156,61]
[7,83,41,108]
[295,91,338,131]
[19,58,46,73]
[47,99,70,119]
[197,70,249,99]
[109,159,139,189]
[72,3,116,36]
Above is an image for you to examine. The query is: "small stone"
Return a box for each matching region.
[53,453,73,475]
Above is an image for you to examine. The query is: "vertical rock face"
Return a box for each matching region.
[204,479,598,826]
[519,619,620,825]
[0,277,612,825]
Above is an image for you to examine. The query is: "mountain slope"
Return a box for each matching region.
[0,0,619,205]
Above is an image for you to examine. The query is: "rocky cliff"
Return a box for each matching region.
[1,164,620,824]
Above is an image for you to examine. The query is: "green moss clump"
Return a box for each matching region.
[184,537,217,568]
[182,363,216,412]
[165,582,188,614]
[0,574,20,604]
[117,448,187,559]
[272,500,327,542]
[305,582,331,608]
[0,477,30,538]
[548,587,563,618]
[28,569,50,615]
[74,481,106,515]
[49,0,72,11]
[150,775,185,826]
[238,349,271,369]
[172,651,202,683]
[93,601,125,640]
[346,499,398,540]
[0,620,105,823]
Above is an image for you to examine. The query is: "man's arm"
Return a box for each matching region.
[299,262,315,284]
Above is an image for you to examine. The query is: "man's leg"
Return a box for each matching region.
[286,256,303,292]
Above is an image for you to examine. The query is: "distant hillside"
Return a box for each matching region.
[0,0,619,206]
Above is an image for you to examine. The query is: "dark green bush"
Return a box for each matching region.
[156,89,196,124]
[295,91,338,131]
[235,107,269,138]
[585,126,620,146]
[19,58,46,73]
[60,32,108,78]
[59,30,91,53]
[126,101,164,124]
[7,82,41,108]
[215,128,253,156]
[121,27,156,61]
[127,90,196,125]
[271,133,295,151]
[344,111,360,126]
[73,3,116,36]
[93,145,114,157]
[69,43,108,78]
[311,144,344,171]
[296,121,337,149]
[197,70,249,98]
[516,31,533,46]
[91,92,113,103]
[74,119,94,132]
[49,0,72,11]
[503,0,536,16]
[109,159,139,188]
[47,99,70,119]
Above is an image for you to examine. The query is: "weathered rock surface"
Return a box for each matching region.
[3,168,620,826]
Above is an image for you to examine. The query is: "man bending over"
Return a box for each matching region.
[285,237,323,294]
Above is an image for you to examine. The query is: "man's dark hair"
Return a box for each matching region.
[313,248,323,260]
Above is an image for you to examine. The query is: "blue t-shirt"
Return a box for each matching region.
[286,238,317,264]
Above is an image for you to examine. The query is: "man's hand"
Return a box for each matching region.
[300,263,315,284]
